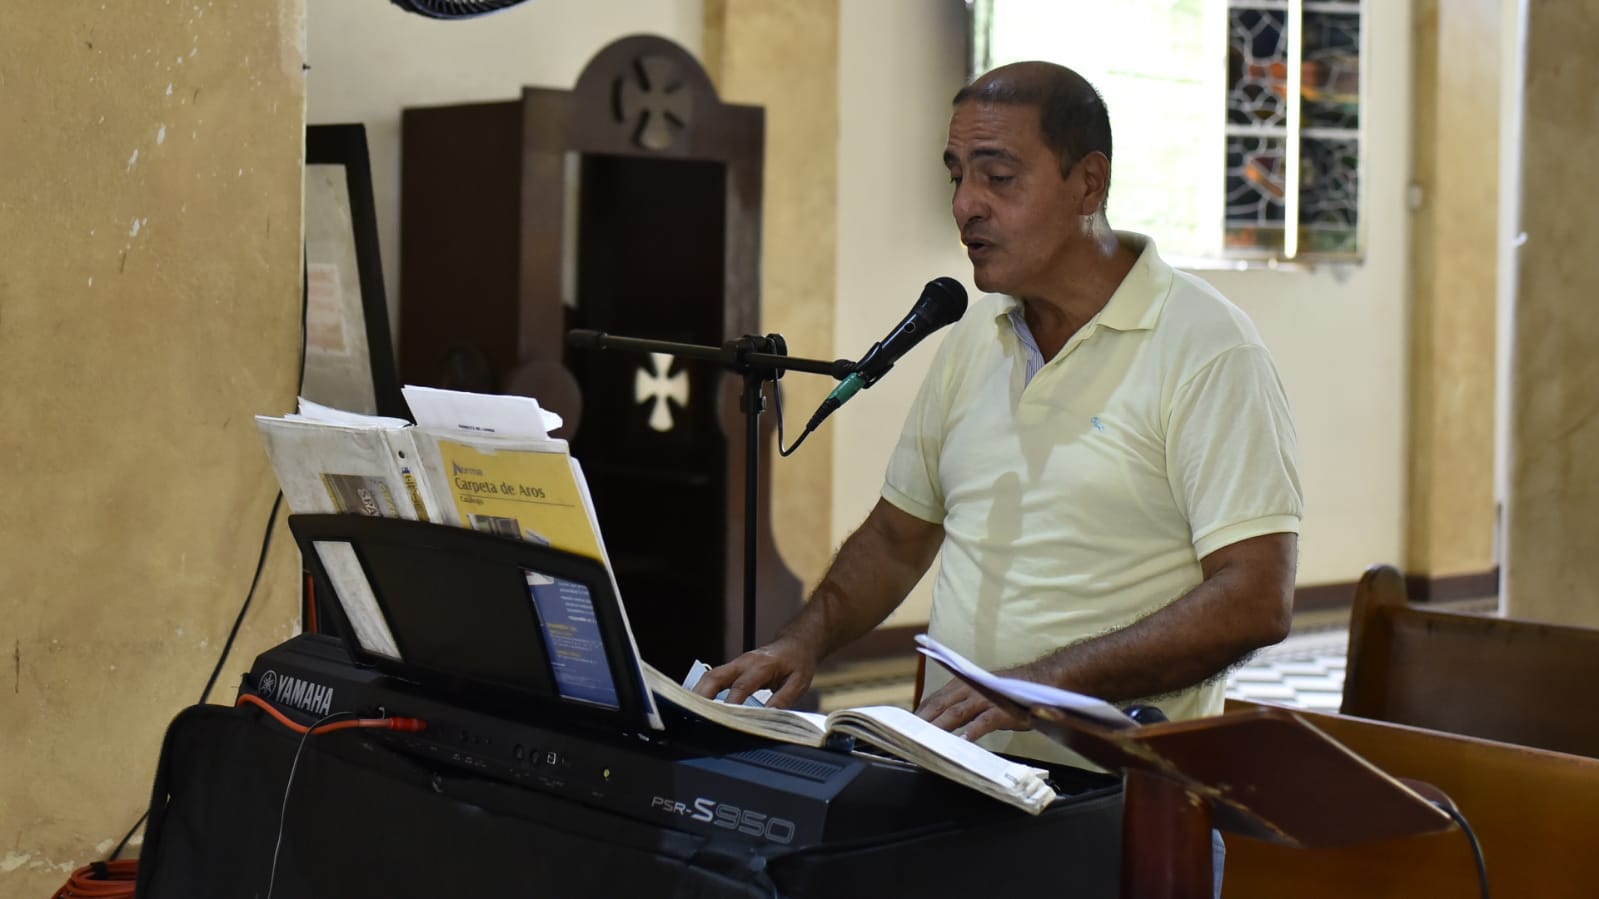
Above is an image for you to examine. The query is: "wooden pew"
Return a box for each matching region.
[1342,564,1599,757]
[1222,701,1599,899]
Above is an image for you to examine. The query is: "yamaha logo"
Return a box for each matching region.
[257,669,335,717]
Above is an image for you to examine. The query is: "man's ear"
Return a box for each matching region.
[1076,151,1111,216]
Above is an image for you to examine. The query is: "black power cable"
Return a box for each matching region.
[198,492,285,705]
[770,377,815,458]
[1436,801,1491,899]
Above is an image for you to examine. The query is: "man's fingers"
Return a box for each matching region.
[917,683,1031,739]
[924,691,986,732]
[960,707,1006,742]
[930,701,982,733]
[768,672,811,709]
[721,664,774,705]
[913,683,962,722]
[692,661,741,699]
[690,641,815,705]
[962,706,1031,742]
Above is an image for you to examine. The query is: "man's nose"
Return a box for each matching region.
[952,182,985,228]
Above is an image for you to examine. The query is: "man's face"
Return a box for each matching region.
[944,101,1083,297]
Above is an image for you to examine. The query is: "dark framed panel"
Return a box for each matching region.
[304,124,407,421]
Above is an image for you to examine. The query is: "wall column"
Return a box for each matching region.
[1505,0,1599,623]
[1404,0,1501,593]
[703,0,840,591]
[0,1,307,893]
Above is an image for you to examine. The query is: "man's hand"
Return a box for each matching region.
[915,676,1031,742]
[691,636,817,709]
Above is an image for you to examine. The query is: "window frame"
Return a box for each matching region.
[967,0,1368,267]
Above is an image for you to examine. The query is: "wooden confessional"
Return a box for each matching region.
[398,35,801,678]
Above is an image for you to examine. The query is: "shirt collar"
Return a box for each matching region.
[990,231,1173,333]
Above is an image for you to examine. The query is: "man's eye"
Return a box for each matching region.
[948,174,962,185]
[989,174,1013,185]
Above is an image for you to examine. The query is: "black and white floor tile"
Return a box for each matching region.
[1224,628,1349,710]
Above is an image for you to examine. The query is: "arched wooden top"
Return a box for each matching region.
[567,34,733,155]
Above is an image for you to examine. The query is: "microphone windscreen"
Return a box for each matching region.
[920,277,968,326]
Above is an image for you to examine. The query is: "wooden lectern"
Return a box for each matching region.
[1033,705,1456,897]
[946,670,1461,898]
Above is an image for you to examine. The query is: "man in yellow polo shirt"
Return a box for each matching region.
[695,62,1302,766]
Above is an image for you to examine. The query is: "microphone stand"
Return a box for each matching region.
[566,329,855,653]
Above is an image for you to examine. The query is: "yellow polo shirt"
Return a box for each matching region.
[883,233,1303,765]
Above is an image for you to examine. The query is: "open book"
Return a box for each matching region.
[641,663,1059,814]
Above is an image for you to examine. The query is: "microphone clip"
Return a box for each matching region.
[725,333,788,379]
[848,341,891,388]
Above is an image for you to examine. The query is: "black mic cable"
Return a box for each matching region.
[803,370,869,434]
[797,277,968,441]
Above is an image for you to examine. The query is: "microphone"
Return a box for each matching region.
[806,277,968,432]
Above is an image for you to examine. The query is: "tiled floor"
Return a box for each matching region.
[1223,627,1350,710]
[813,597,1498,715]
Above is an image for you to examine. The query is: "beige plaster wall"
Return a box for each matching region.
[701,0,839,592]
[1505,0,1599,623]
[0,1,307,893]
[1406,0,1501,578]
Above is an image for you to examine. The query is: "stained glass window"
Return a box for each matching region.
[971,0,1364,264]
[1227,8,1290,129]
[1224,0,1362,257]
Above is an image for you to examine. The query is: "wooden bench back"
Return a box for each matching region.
[1223,700,1599,898]
[1341,564,1599,757]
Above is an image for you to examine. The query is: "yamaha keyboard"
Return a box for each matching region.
[239,632,1121,851]
[238,515,1123,856]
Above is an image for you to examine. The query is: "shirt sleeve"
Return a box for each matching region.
[1166,344,1304,559]
[880,344,953,525]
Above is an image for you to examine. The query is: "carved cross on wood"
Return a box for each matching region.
[615,56,693,150]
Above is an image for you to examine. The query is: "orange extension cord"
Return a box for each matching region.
[235,692,427,735]
[51,860,138,899]
[48,697,425,898]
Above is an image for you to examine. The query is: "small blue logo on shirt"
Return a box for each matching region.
[1090,417,1106,432]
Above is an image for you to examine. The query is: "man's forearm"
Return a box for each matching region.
[1027,582,1269,702]
[1027,534,1296,702]
[778,501,942,661]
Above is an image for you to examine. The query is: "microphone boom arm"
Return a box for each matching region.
[566,329,856,380]
[566,328,852,655]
